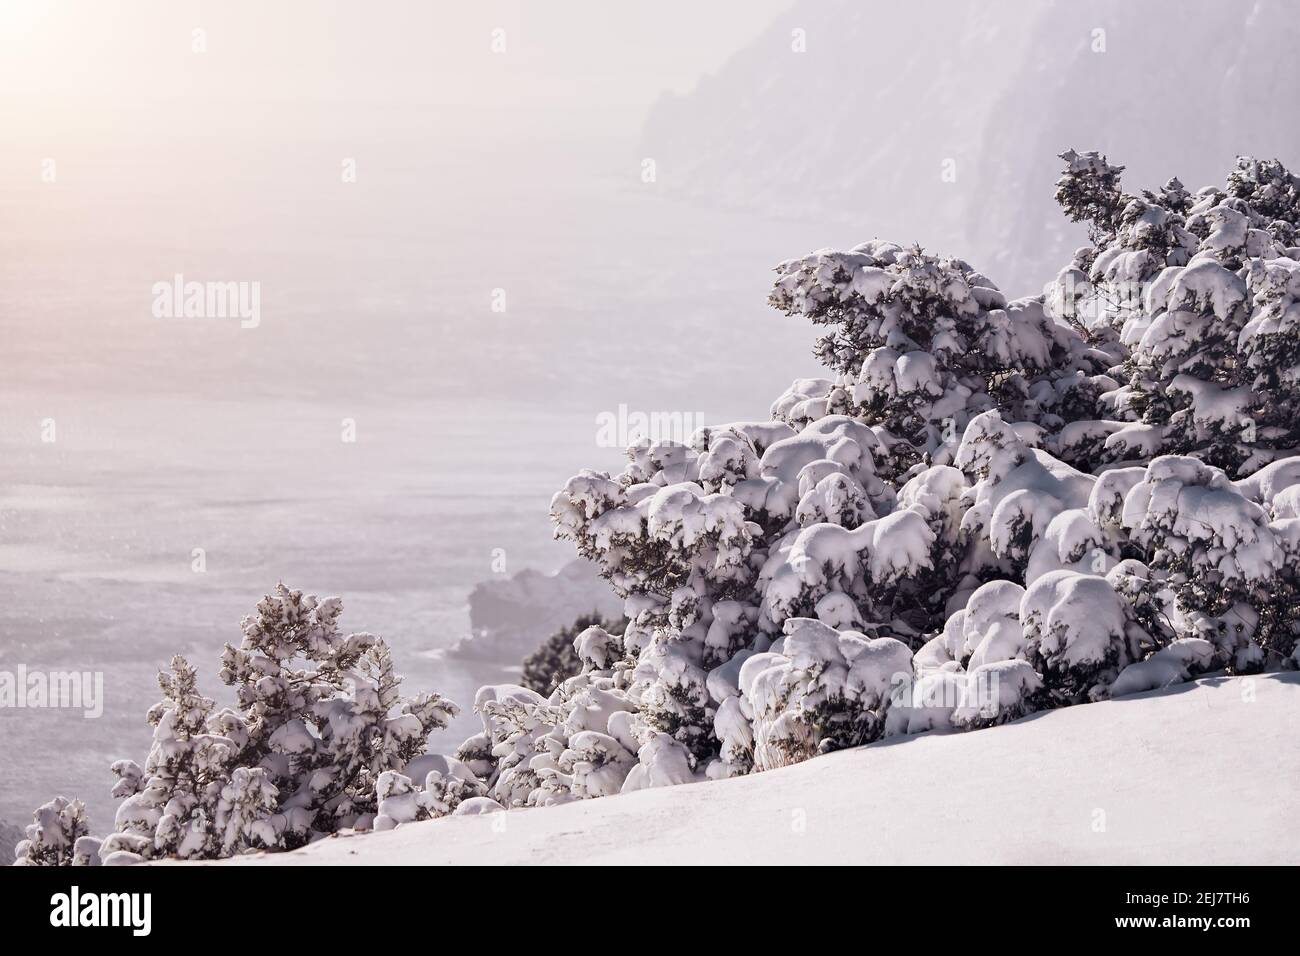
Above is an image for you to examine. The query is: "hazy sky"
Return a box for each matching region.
[0,1,793,139]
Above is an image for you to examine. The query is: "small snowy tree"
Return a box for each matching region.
[454,621,646,808]
[31,584,459,864]
[101,655,238,861]
[12,797,95,866]
[1054,149,1129,244]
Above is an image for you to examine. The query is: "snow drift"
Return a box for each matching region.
[217,673,1300,866]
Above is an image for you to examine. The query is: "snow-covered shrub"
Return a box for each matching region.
[549,456,763,765]
[892,632,1045,734]
[1121,456,1282,671]
[768,241,1102,473]
[551,412,911,768]
[373,754,487,830]
[1020,570,1134,701]
[1110,255,1258,470]
[955,410,1096,580]
[22,584,459,864]
[1054,149,1129,245]
[1226,157,1300,230]
[12,797,95,866]
[1238,255,1300,466]
[520,613,622,696]
[452,622,658,808]
[1054,153,1300,474]
[1104,559,1178,651]
[952,660,1045,730]
[1051,150,1199,335]
[465,683,555,807]
[734,618,913,770]
[955,579,1027,670]
[1109,639,1216,697]
[1258,514,1300,665]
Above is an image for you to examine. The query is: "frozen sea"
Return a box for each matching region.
[0,123,835,828]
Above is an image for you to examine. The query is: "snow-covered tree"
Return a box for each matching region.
[768,241,1103,474]
[1121,456,1282,671]
[101,654,244,861]
[1020,570,1134,701]
[549,436,768,770]
[952,660,1045,730]
[542,154,1300,802]
[1225,156,1300,233]
[1054,149,1129,245]
[12,797,96,866]
[26,584,459,864]
[1050,152,1300,474]
[443,154,1300,819]
[1051,150,1197,334]
[454,622,648,807]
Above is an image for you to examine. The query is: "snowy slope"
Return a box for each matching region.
[219,673,1300,866]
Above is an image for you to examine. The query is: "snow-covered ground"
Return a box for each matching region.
[217,672,1300,866]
